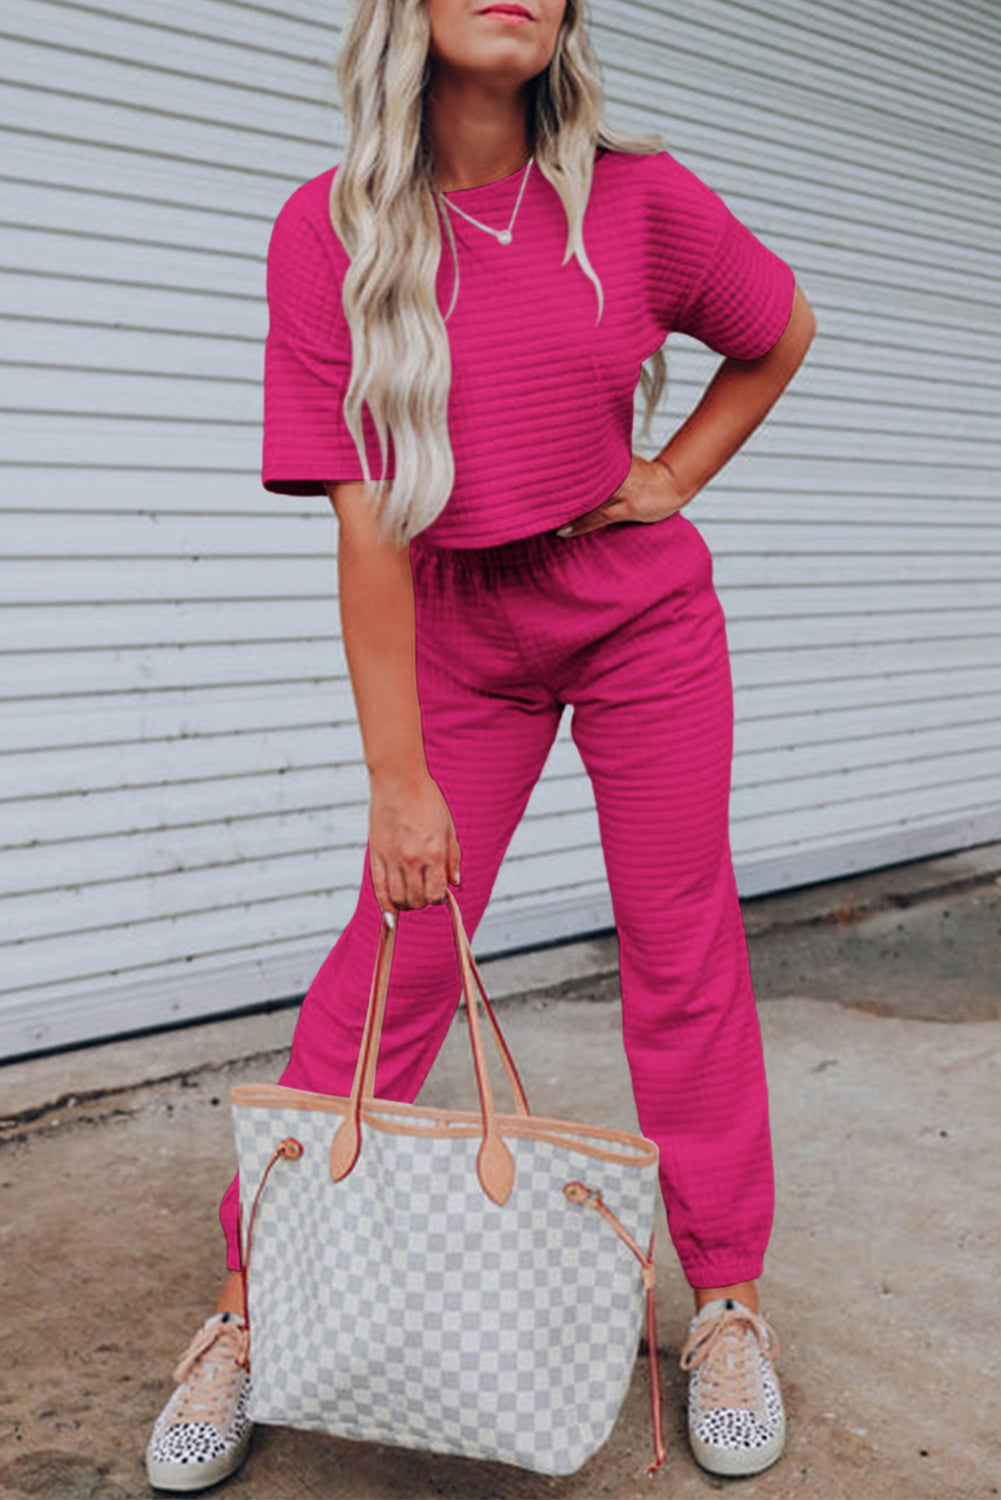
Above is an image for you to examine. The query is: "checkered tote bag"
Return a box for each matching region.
[229,889,666,1477]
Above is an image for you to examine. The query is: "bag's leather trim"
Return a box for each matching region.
[326,893,528,1203]
[563,1181,667,1473]
[230,1081,658,1168]
[235,1134,303,1374]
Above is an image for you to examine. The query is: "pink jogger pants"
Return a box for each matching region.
[218,509,774,1289]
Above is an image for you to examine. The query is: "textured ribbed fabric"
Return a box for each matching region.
[219,511,774,1287]
[261,148,796,548]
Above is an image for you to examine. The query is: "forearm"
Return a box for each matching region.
[656,281,817,505]
[327,483,427,787]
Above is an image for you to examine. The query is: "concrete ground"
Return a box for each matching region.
[2,843,1000,1500]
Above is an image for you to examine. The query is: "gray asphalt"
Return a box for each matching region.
[2,842,1000,1500]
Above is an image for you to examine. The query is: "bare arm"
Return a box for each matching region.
[655,282,817,502]
[325,481,461,912]
[554,284,817,537]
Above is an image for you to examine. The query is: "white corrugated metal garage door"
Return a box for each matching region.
[632,0,1001,893]
[2,0,998,1058]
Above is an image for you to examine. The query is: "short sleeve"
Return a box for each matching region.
[261,183,394,495]
[650,152,796,361]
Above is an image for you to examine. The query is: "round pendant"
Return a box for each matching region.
[497,229,512,245]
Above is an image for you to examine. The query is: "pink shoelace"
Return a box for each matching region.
[679,1303,781,1411]
[167,1316,248,1429]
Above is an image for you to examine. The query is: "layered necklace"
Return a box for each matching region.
[436,153,535,245]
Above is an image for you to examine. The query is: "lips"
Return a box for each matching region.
[479,4,534,18]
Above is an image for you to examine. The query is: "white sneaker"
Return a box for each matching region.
[146,1310,254,1493]
[679,1295,786,1476]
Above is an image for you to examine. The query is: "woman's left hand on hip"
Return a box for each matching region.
[554,454,688,538]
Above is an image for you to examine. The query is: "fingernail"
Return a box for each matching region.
[383,909,395,928]
[556,525,574,537]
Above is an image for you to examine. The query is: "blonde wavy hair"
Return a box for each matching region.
[331,0,670,546]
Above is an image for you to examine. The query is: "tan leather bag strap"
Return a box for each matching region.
[329,891,529,1203]
[446,889,531,1117]
[326,911,397,1186]
[445,887,516,1204]
[355,896,530,1116]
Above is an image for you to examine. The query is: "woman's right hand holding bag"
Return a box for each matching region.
[325,478,461,922]
[368,767,462,918]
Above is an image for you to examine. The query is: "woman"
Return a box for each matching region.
[146,0,816,1488]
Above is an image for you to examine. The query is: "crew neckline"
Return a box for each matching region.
[436,157,535,196]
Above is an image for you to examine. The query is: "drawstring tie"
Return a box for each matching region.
[563,1181,667,1475]
[235,1135,304,1373]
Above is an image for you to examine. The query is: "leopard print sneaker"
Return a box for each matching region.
[679,1295,785,1477]
[146,1310,254,1492]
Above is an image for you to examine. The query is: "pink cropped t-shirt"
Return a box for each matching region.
[261,147,796,548]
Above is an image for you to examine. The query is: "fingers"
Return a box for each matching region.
[423,828,461,905]
[556,515,597,538]
[556,501,620,538]
[388,848,426,911]
[370,846,415,919]
[421,843,447,907]
[381,842,458,911]
[370,850,395,925]
[414,832,463,909]
[367,780,461,918]
[447,827,462,889]
[557,519,609,538]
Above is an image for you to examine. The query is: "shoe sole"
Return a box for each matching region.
[146,1421,254,1493]
[689,1417,786,1478]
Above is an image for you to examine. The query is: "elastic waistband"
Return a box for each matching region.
[411,520,621,584]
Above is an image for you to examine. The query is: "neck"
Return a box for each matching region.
[436,149,533,194]
[425,71,531,192]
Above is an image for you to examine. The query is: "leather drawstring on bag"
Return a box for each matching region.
[563,1181,667,1475]
[235,1135,304,1372]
